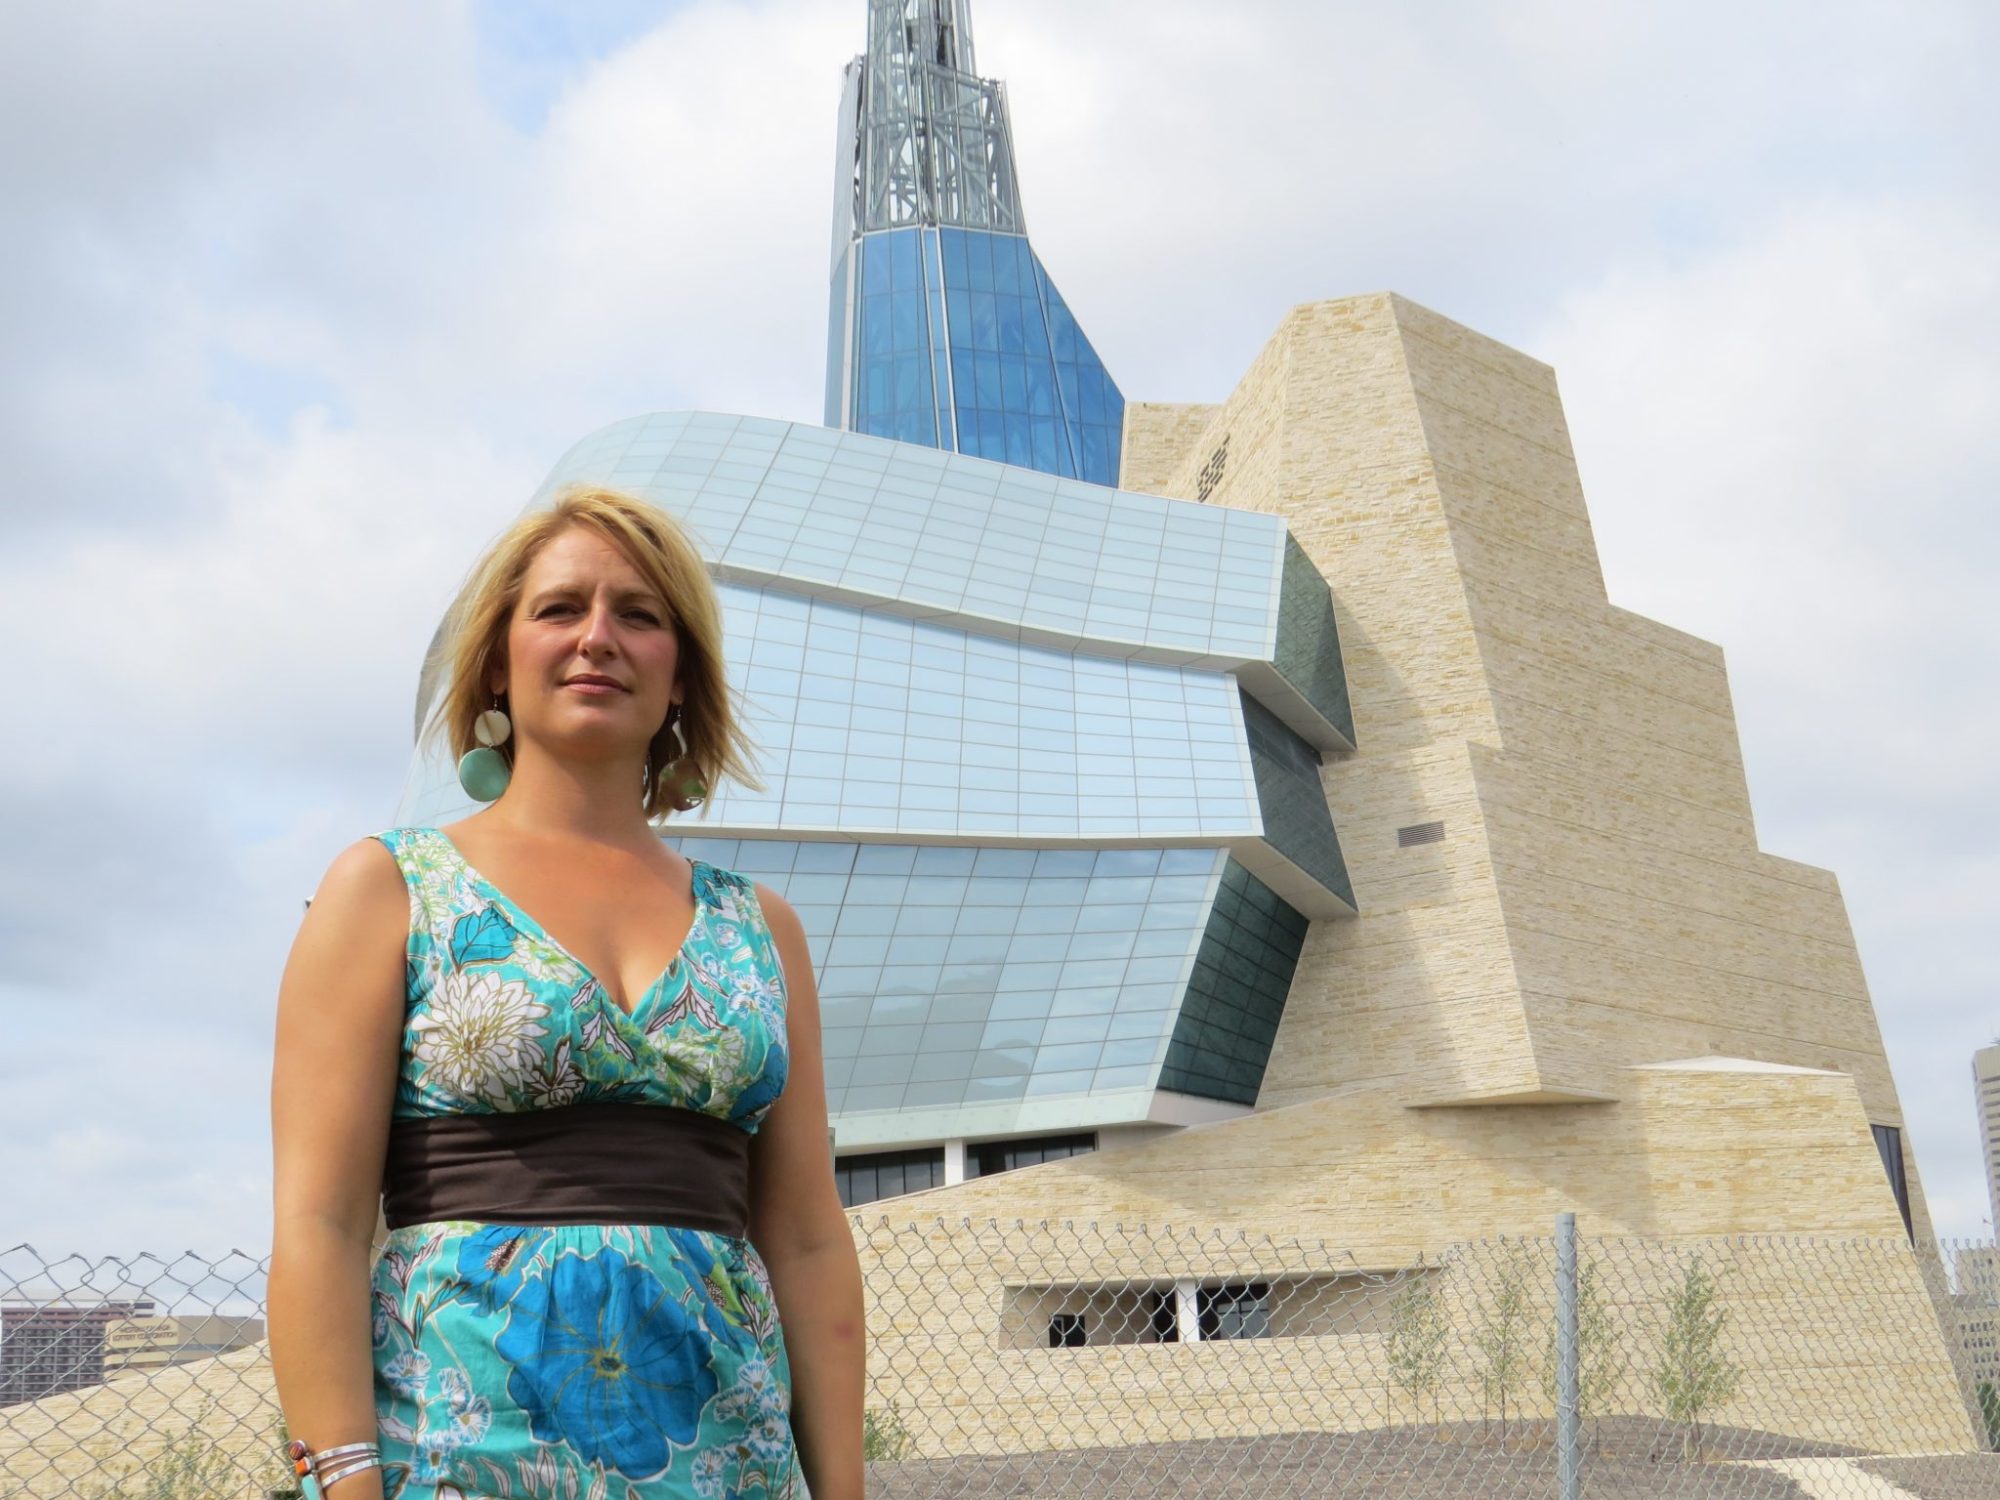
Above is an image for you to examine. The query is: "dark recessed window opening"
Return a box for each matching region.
[1048,1313,1087,1349]
[1198,1282,1271,1341]
[834,1147,945,1208]
[1148,1289,1179,1343]
[1398,821,1446,847]
[968,1132,1096,1179]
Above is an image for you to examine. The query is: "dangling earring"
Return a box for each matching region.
[663,705,706,811]
[457,695,513,802]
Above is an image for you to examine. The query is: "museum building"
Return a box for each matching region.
[398,0,1929,1258]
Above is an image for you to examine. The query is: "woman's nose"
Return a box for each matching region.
[578,600,619,652]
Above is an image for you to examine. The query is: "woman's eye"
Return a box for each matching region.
[627,610,661,624]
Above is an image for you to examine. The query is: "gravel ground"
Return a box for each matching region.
[865,1417,1878,1499]
[1855,1452,2000,1499]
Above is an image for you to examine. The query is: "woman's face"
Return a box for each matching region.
[491,525,681,765]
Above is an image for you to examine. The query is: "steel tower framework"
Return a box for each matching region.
[835,0,1025,246]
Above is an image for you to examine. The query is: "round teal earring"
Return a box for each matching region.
[457,696,513,802]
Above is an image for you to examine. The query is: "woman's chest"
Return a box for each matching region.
[398,883,789,1120]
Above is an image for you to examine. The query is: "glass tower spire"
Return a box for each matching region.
[824,0,1126,485]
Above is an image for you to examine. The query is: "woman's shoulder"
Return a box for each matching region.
[362,824,435,855]
[363,824,469,870]
[336,825,424,870]
[305,831,416,929]
[317,827,455,908]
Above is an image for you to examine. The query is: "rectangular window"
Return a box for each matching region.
[1197,1282,1271,1341]
[834,1147,945,1209]
[967,1132,1097,1179]
[1047,1313,1087,1349]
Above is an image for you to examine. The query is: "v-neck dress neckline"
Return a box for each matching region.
[428,827,707,1019]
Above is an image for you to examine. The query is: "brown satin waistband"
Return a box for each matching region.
[382,1103,752,1236]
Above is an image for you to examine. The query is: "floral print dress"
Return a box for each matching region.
[366,827,802,1500]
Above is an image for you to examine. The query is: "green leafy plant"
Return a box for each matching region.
[1653,1256,1740,1461]
[863,1398,916,1462]
[1385,1268,1451,1427]
[1540,1260,1629,1452]
[1977,1379,2000,1451]
[1472,1243,1537,1441]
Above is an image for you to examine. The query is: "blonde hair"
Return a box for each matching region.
[421,485,762,821]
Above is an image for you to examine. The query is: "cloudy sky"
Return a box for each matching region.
[2,0,1995,1258]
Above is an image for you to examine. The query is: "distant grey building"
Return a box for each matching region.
[1976,1044,2000,1234]
[0,1299,152,1407]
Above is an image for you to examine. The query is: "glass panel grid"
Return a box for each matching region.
[535,413,1288,664]
[676,838,1221,1123]
[700,583,1261,843]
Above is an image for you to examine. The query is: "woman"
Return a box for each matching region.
[269,486,864,1499]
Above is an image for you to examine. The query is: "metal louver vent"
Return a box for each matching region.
[1397,821,1446,847]
[1196,435,1229,503]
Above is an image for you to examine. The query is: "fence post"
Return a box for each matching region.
[1556,1211,1581,1500]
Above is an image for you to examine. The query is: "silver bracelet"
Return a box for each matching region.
[318,1453,383,1490]
[310,1441,380,1468]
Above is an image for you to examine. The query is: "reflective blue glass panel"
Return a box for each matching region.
[838,228,1126,488]
[850,229,940,448]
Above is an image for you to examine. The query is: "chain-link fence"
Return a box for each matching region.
[0,1247,284,1498]
[3,1221,1997,1498]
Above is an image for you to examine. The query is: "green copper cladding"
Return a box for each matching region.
[1274,534,1354,747]
[1159,860,1310,1106]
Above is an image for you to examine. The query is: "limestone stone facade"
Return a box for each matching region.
[854,291,1976,1452]
[1103,290,1921,1237]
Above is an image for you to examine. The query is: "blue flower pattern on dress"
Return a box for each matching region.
[365,828,802,1499]
[494,1247,719,1477]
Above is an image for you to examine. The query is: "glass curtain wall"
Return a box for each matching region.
[839,225,1125,486]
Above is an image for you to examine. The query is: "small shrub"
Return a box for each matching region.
[1385,1269,1451,1427]
[1653,1256,1740,1461]
[864,1398,916,1462]
[1541,1260,1628,1453]
[1473,1243,1537,1441]
[76,1400,292,1500]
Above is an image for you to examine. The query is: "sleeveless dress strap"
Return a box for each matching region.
[367,827,433,1004]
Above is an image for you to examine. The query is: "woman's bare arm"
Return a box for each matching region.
[748,886,866,1500]
[268,838,408,1494]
